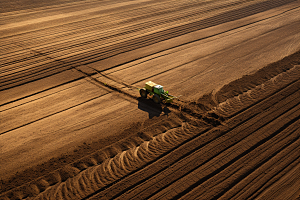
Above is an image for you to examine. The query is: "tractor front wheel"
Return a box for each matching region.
[140,88,148,98]
[153,94,161,104]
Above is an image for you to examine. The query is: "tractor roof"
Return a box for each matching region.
[145,81,157,87]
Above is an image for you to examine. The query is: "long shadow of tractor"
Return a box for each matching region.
[137,97,171,119]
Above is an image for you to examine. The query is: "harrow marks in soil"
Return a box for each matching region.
[1,0,300,199]
[91,67,300,200]
[2,66,297,200]
[1,0,298,90]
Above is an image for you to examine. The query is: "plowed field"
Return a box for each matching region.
[1,0,300,199]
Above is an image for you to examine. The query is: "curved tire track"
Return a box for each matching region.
[1,65,298,200]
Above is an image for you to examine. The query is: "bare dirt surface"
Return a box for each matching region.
[1,0,300,199]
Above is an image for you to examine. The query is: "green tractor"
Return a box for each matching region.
[139,81,177,103]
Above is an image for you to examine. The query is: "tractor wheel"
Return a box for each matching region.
[140,88,148,98]
[153,94,161,104]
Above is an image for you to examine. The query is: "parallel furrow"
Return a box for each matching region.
[0,0,255,67]
[0,0,237,48]
[85,70,300,199]
[1,0,293,91]
[115,81,300,200]
[0,0,208,53]
[178,113,300,199]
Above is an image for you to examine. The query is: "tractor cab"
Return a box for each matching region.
[153,85,164,96]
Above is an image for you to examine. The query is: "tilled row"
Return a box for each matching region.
[0,0,253,56]
[181,121,300,200]
[153,97,300,200]
[85,70,300,199]
[0,112,212,199]
[1,0,291,90]
[0,90,224,200]
[31,121,209,200]
[1,66,298,200]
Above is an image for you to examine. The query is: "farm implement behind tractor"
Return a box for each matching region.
[139,81,179,103]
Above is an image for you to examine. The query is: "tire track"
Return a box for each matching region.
[85,67,299,200]
[1,0,246,88]
[177,111,300,200]
[1,1,300,199]
[0,0,255,68]
[114,77,300,200]
[1,0,295,91]
[0,92,110,136]
[0,0,208,51]
[0,78,87,112]
[0,0,239,45]
[221,132,300,200]
[254,161,300,200]
[0,65,295,200]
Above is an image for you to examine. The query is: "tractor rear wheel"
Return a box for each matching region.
[153,94,161,104]
[140,88,148,98]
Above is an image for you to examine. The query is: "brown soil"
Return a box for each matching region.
[1,0,300,199]
[215,50,300,103]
